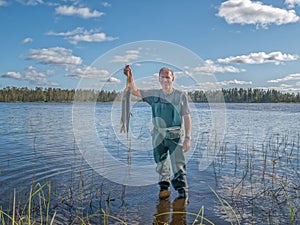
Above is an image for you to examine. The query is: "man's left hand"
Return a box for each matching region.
[183,139,190,152]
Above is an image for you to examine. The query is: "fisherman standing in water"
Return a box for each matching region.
[123,65,191,202]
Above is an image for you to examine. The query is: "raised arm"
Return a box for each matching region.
[123,65,142,97]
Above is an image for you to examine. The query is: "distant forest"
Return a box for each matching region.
[0,87,300,103]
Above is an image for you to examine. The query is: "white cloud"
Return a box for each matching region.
[220,79,253,85]
[0,0,8,6]
[173,71,185,77]
[285,0,300,8]
[46,27,117,45]
[27,47,82,66]
[55,5,104,19]
[218,51,299,65]
[189,79,252,91]
[23,66,57,85]
[217,0,300,28]
[257,84,300,92]
[1,71,22,79]
[102,2,111,7]
[68,32,118,44]
[68,66,110,79]
[16,0,44,6]
[22,37,33,44]
[107,77,121,83]
[46,27,85,36]
[268,73,300,83]
[1,66,57,86]
[111,50,140,63]
[193,60,244,75]
[191,79,252,91]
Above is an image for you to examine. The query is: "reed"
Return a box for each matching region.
[213,131,300,225]
[0,182,56,225]
[1,130,298,224]
[1,180,244,225]
[209,186,240,225]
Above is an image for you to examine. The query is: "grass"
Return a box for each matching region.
[0,182,56,225]
[208,132,300,225]
[0,181,242,225]
[209,187,240,225]
[1,132,299,224]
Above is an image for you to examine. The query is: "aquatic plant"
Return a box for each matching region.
[0,182,56,225]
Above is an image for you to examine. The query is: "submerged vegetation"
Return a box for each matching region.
[0,86,300,103]
[0,183,239,225]
[0,183,56,225]
[201,131,300,225]
[1,131,299,224]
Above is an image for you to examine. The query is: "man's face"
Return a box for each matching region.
[159,70,174,90]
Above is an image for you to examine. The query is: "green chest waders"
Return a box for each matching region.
[150,95,188,191]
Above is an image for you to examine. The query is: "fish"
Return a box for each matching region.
[120,86,131,133]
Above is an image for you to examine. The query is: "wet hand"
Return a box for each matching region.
[123,65,132,77]
[182,138,190,152]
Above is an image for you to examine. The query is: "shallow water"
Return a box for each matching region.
[0,102,299,224]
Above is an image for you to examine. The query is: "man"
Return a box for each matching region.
[123,65,191,201]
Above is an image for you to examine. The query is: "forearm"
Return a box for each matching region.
[127,74,141,97]
[182,114,191,152]
[183,114,192,140]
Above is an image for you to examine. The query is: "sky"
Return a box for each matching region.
[1,0,300,92]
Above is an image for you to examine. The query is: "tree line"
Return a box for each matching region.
[188,88,300,103]
[0,87,117,102]
[0,87,299,103]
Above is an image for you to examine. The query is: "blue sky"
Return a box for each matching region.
[1,0,300,92]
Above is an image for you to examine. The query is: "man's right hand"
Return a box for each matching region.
[123,65,132,77]
[122,65,141,97]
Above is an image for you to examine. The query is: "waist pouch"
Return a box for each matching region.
[155,127,183,139]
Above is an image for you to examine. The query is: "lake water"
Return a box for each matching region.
[0,102,299,224]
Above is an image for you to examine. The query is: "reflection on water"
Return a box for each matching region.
[154,198,187,225]
[0,102,299,224]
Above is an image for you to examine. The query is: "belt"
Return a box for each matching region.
[154,126,183,139]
